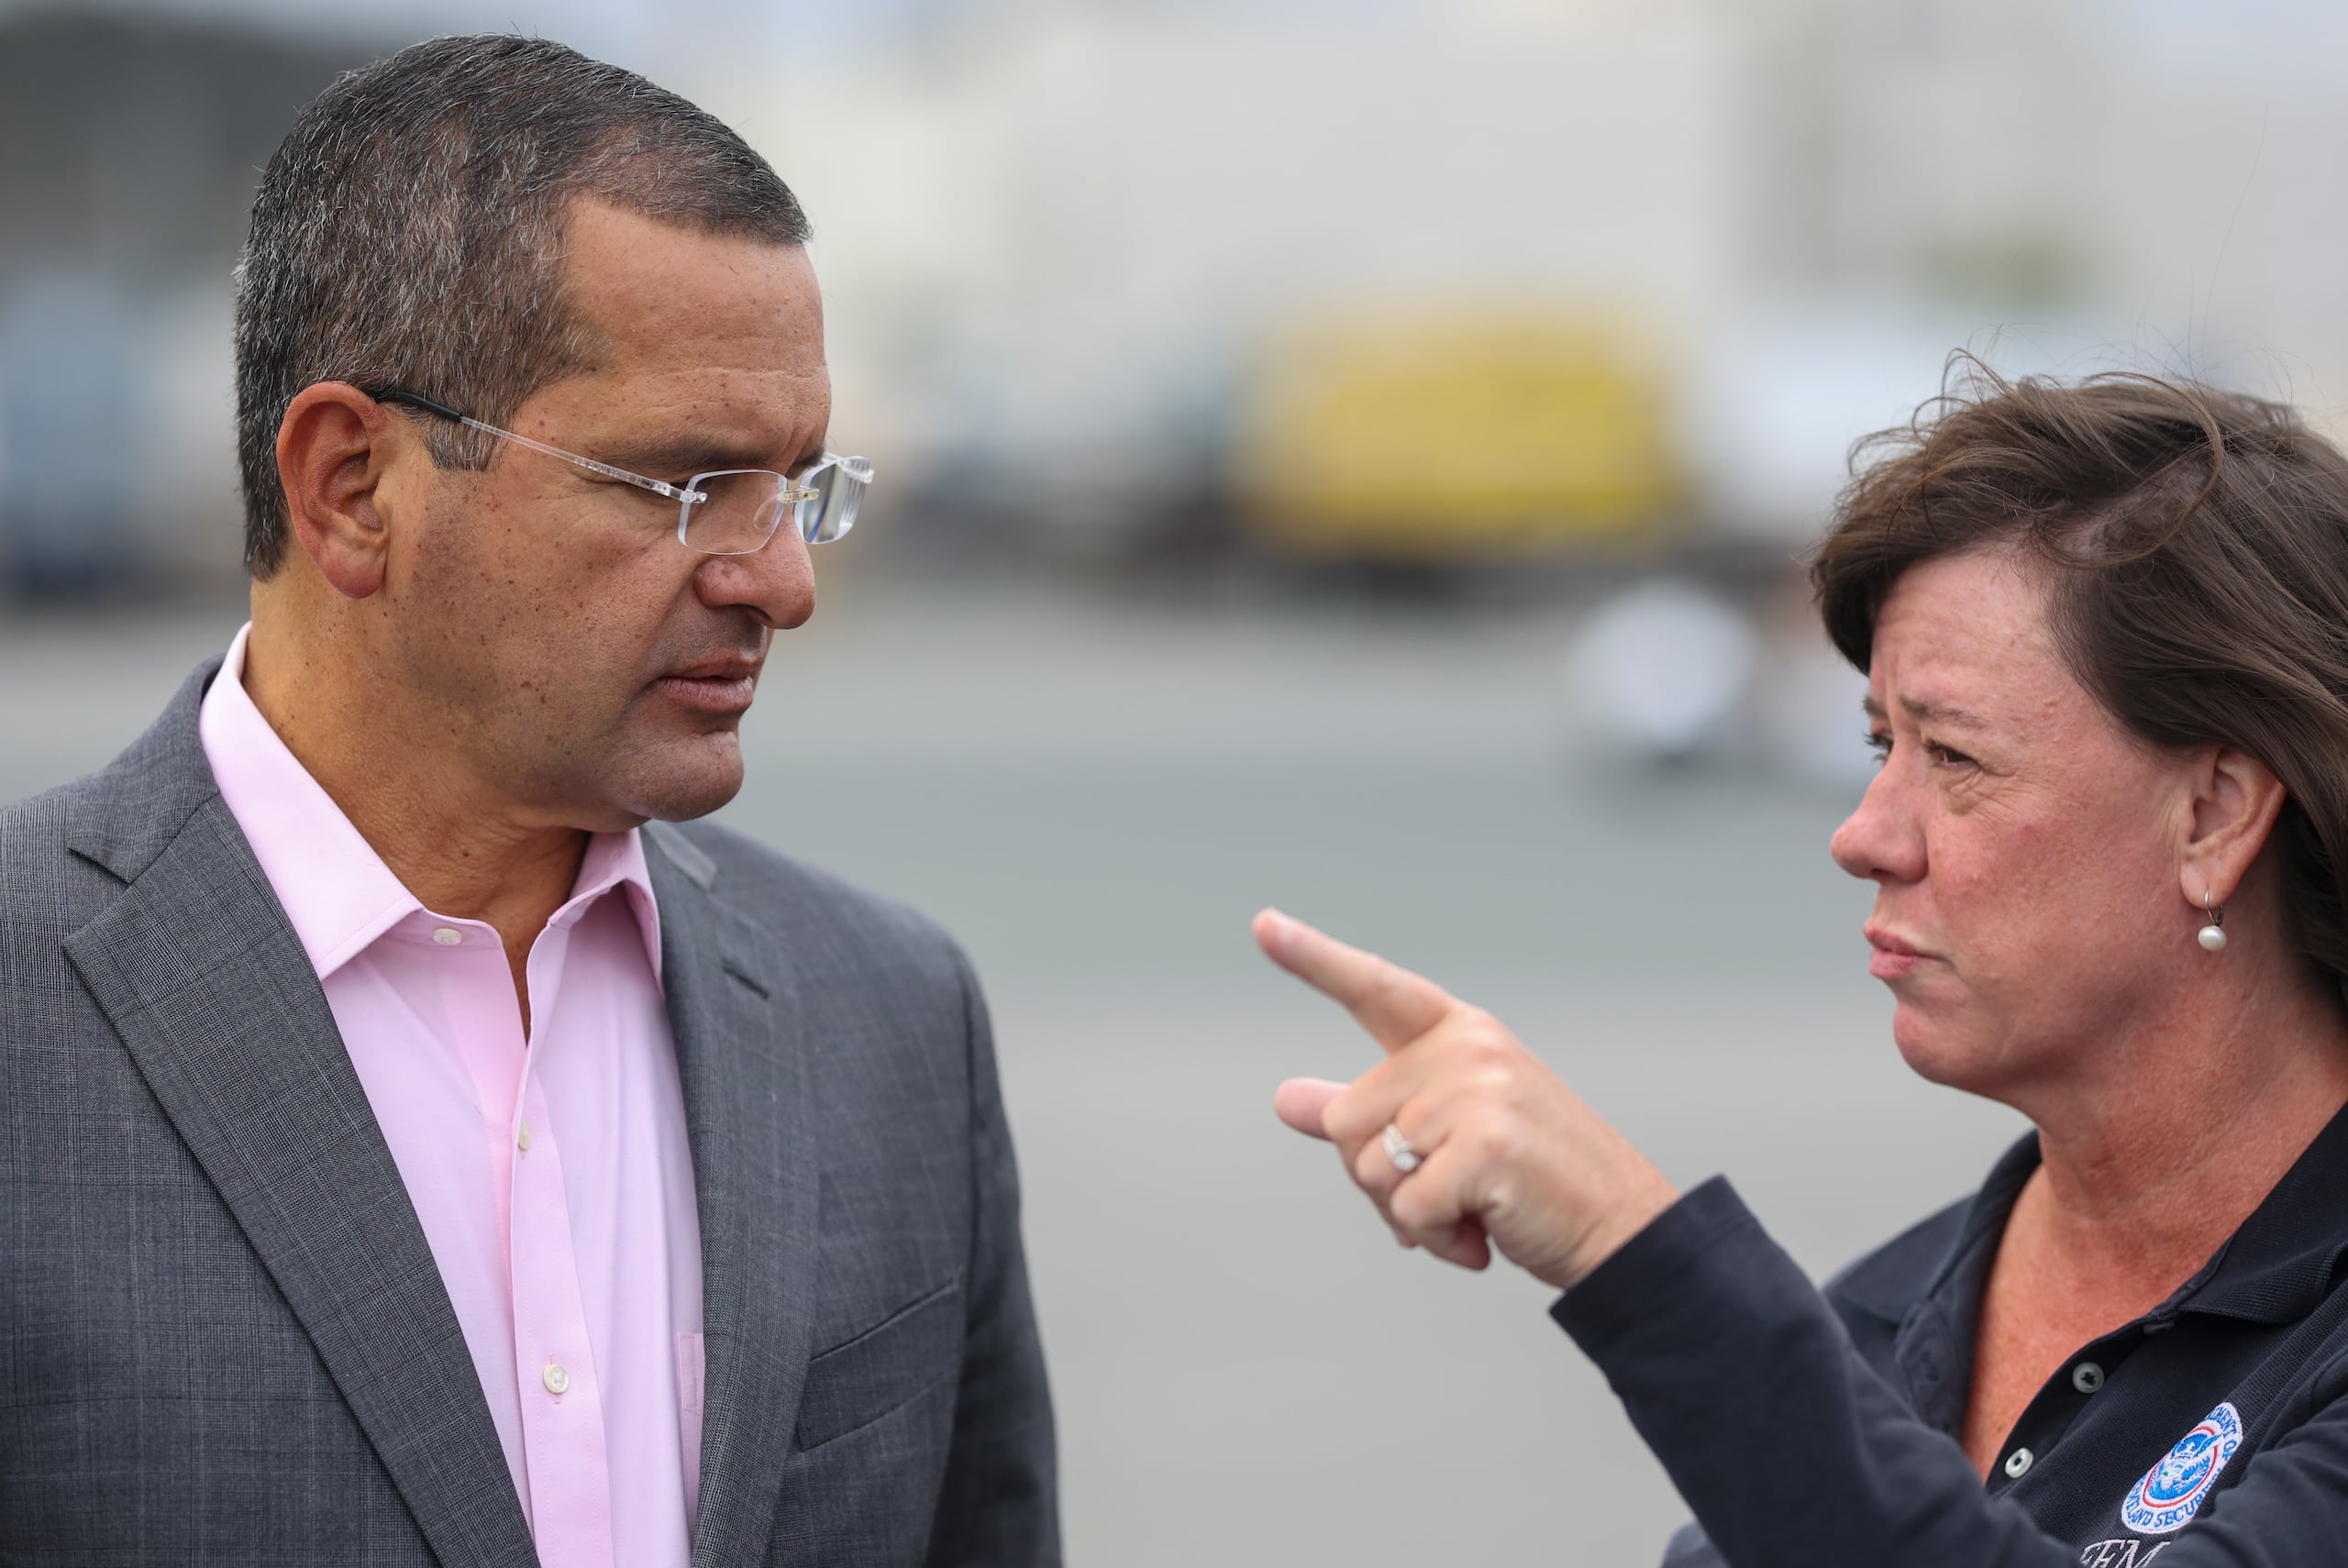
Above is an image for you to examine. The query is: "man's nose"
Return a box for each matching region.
[692,528,817,630]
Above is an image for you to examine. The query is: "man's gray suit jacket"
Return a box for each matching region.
[0,661,1058,1566]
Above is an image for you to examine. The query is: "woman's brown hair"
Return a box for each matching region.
[1813,359,2348,987]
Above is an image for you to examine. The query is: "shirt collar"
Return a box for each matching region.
[2167,1098,2348,1324]
[197,622,662,983]
[571,820,666,985]
[1833,1131,2041,1329]
[1847,1099,2348,1333]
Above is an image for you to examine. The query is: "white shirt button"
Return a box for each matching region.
[543,1361,570,1396]
[431,927,461,946]
[516,1121,532,1153]
[2003,1447,2033,1479]
[2072,1361,2105,1395]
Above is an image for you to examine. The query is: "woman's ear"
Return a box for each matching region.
[2181,745,2291,907]
[274,382,403,600]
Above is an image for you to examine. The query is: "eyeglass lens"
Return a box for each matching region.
[798,458,869,545]
[680,461,869,555]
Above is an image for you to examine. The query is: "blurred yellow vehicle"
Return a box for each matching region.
[1231,309,1688,561]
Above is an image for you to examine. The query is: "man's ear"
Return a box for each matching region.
[274,382,407,600]
[2181,745,2291,908]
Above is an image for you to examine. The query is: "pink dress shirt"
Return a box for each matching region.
[199,624,703,1568]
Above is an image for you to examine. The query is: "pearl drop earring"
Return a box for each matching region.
[2198,892,2229,953]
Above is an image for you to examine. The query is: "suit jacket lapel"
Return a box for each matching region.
[647,823,822,1568]
[61,668,536,1568]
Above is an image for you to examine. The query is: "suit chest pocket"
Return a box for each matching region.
[794,1278,965,1450]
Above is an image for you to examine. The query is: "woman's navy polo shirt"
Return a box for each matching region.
[1554,1104,2348,1565]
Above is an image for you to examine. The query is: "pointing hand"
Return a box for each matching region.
[1256,908,1679,1291]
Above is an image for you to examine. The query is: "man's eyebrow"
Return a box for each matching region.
[602,434,804,476]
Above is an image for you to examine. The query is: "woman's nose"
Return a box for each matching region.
[1830,765,1924,885]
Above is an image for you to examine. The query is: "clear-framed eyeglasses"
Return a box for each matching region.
[368,387,871,553]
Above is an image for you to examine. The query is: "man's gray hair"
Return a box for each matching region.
[233,34,811,578]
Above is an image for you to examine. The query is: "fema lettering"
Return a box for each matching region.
[2078,1542,2166,1566]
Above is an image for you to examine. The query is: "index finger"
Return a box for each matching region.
[1253,908,1456,1053]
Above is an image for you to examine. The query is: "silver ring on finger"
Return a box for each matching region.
[1381,1122,1423,1176]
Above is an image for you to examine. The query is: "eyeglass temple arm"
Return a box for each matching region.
[366,387,704,503]
[369,387,467,424]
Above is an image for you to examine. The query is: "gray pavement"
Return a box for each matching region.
[0,579,2026,1566]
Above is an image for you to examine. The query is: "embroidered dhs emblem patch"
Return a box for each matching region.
[2121,1402,2244,1535]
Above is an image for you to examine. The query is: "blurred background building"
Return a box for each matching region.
[10,0,2344,766]
[2,0,2339,1562]
[13,0,2346,594]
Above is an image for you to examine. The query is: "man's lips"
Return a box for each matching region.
[652,657,762,714]
[1865,926,1933,979]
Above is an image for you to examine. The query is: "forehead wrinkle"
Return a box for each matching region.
[1873,556,2070,731]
